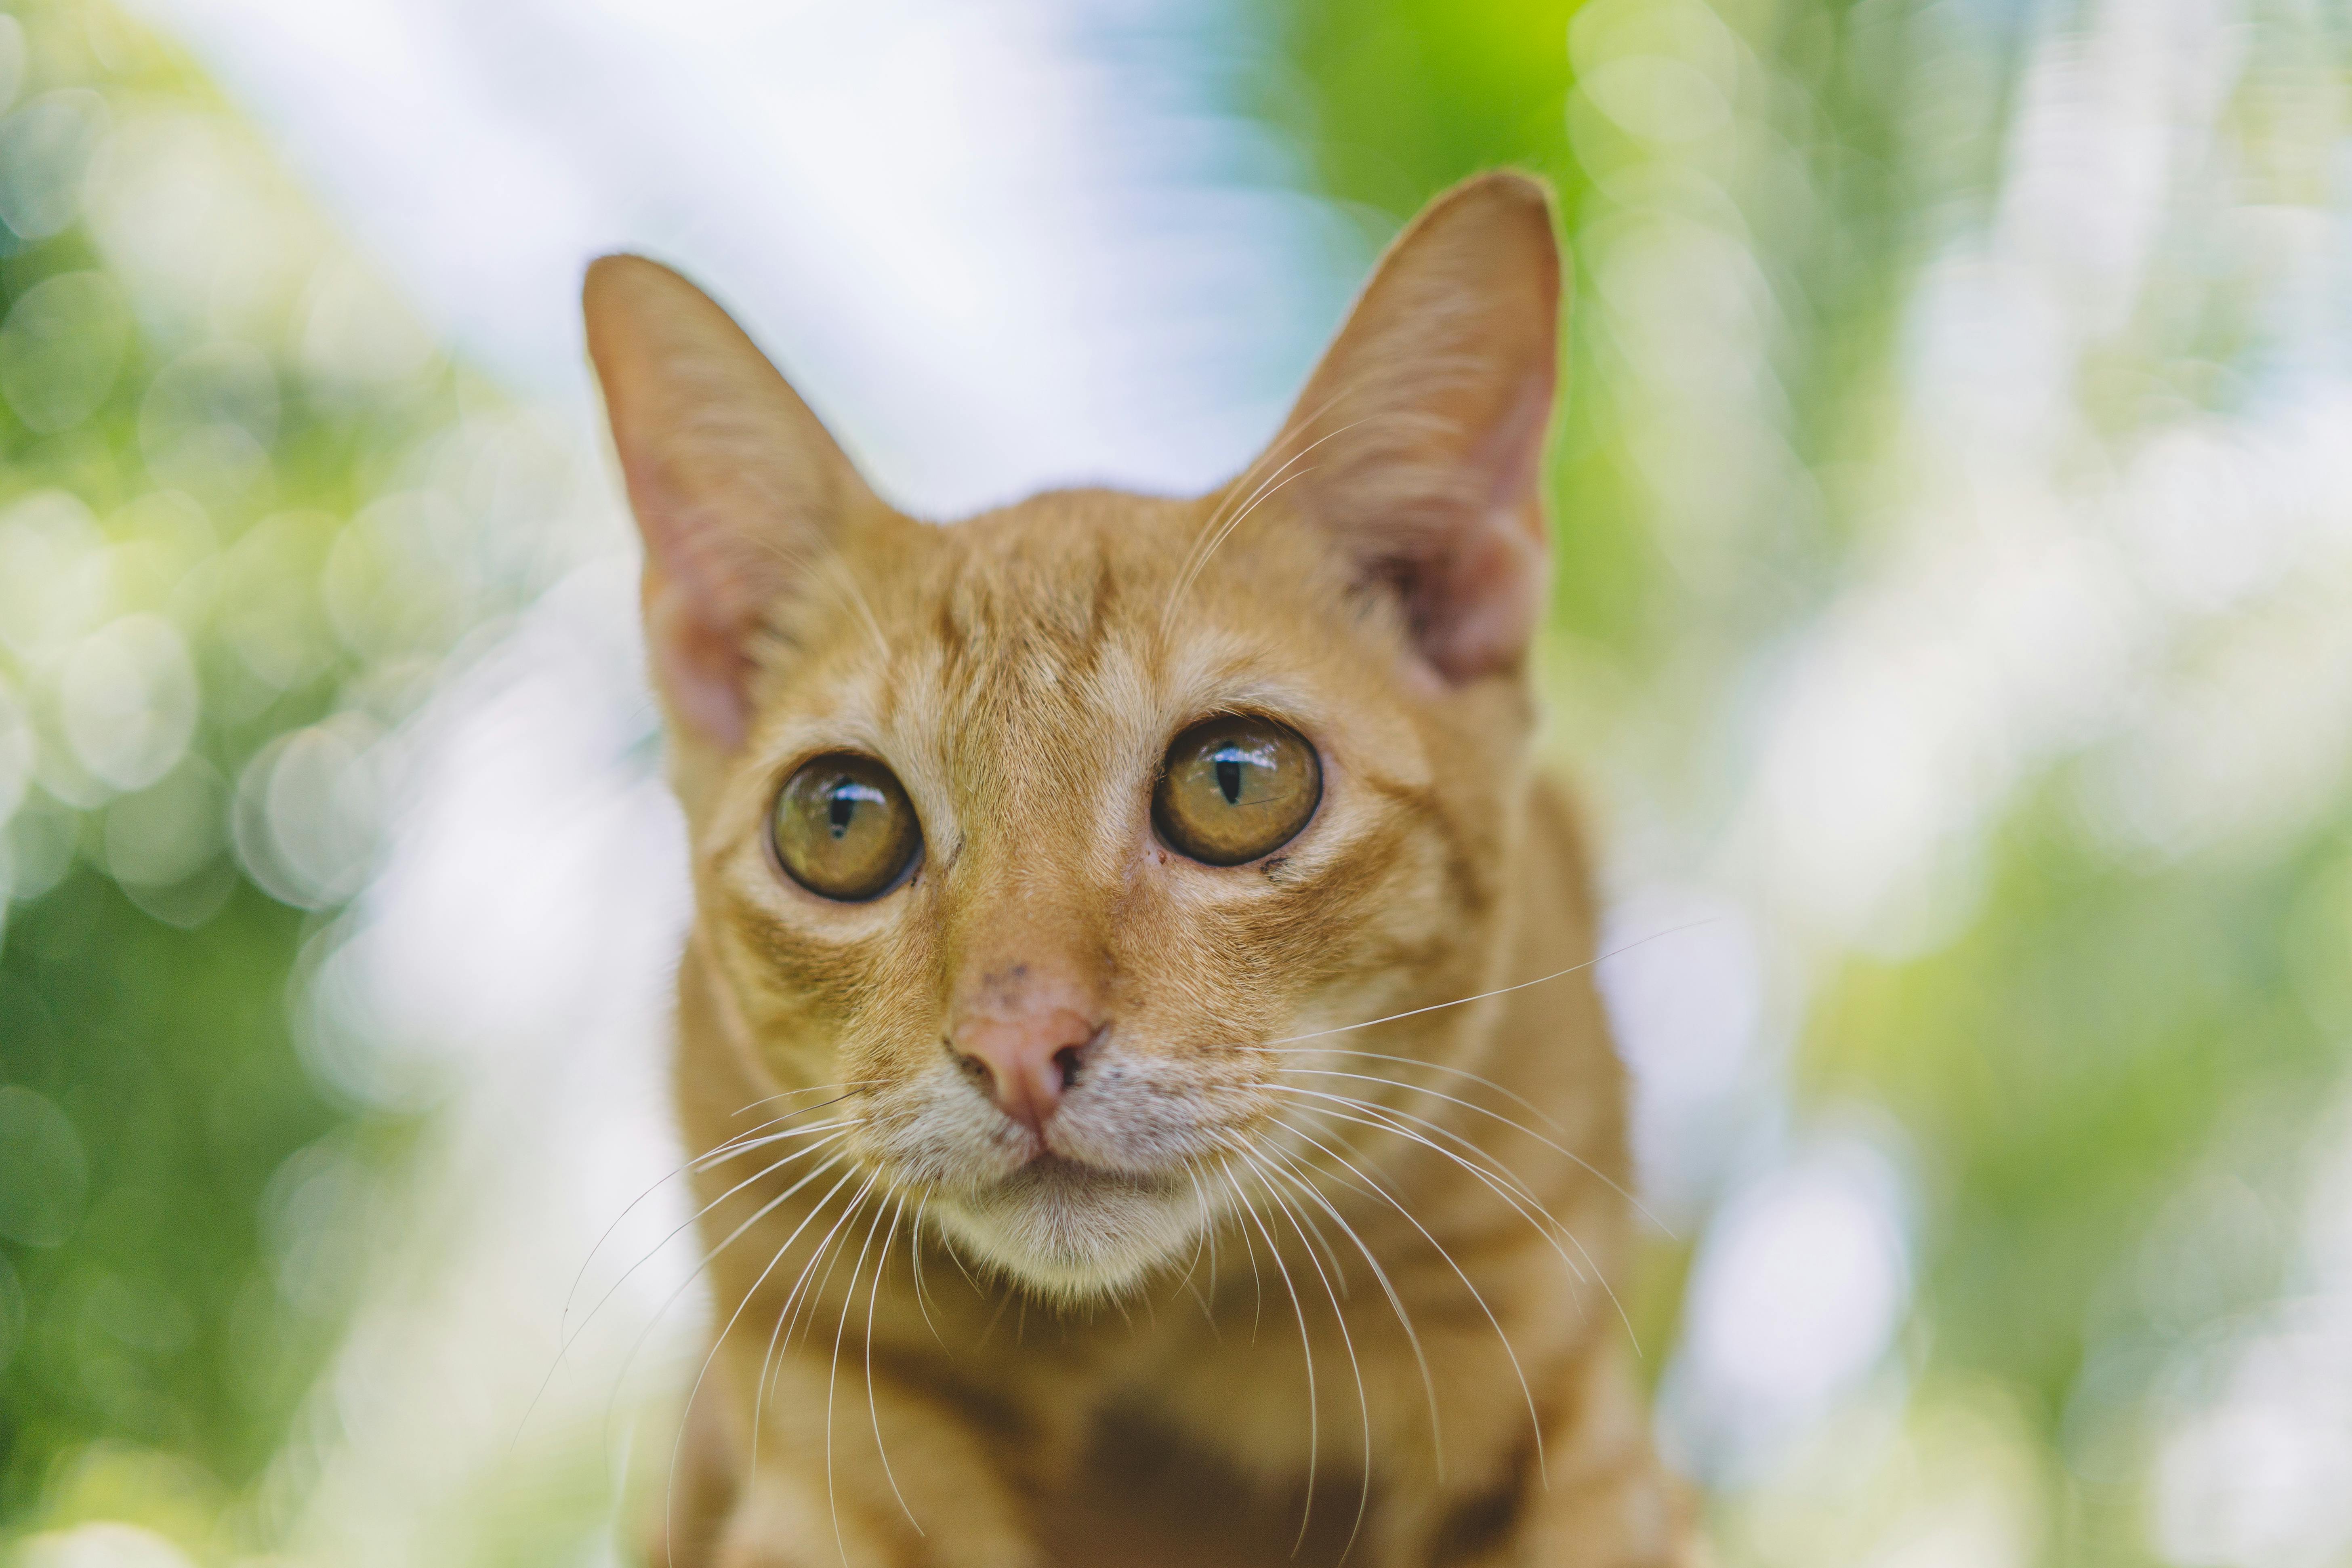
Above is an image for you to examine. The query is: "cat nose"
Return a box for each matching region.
[950,1007,1097,1135]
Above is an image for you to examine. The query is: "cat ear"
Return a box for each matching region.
[584,254,879,749]
[1261,171,1562,683]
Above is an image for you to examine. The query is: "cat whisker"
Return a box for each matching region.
[662,1154,863,1555]
[977,1284,1016,1347]
[944,1224,988,1302]
[561,1094,866,1337]
[816,549,894,669]
[1173,378,1359,585]
[1276,1089,1642,1356]
[515,1110,861,1457]
[1250,1047,1570,1137]
[731,1079,883,1119]
[1250,1133,1444,1482]
[908,1196,947,1349]
[753,1214,843,1473]
[1230,1076,1580,1289]
[781,1175,880,1366]
[1160,462,1322,634]
[1265,1079,1578,1229]
[1173,1167,1222,1337]
[1163,360,1430,635]
[1215,1155,1267,1341]
[1215,1151,1320,1557]
[1213,1074,1558,1232]
[1237,1137,1372,1567]
[1253,1113,1550,1488]
[1273,1090,1581,1277]
[1202,1168,1223,1310]
[566,1120,863,1358]
[723,1161,871,1473]
[737,528,891,673]
[576,1129,860,1438]
[1182,1270,1221,1337]
[1267,1065,1671,1236]
[866,1192,924,1534]
[1245,1136,1351,1295]
[1160,406,1377,638]
[827,1185,891,1566]
[1297,1087,1600,1273]
[1261,920,1715,1051]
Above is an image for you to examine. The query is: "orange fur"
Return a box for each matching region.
[592,173,1701,1568]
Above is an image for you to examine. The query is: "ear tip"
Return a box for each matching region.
[1459,168,1557,207]
[1404,172,1561,319]
[582,252,689,311]
[1433,169,1556,221]
[1401,171,1559,278]
[1445,171,1560,251]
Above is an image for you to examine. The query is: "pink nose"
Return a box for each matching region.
[951,1007,1095,1135]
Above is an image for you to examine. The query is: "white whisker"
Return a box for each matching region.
[1219,1156,1266,1341]
[908,1196,946,1349]
[1270,1066,1669,1235]
[1251,1115,1550,1487]
[1217,1150,1320,1557]
[1252,1133,1444,1480]
[736,1162,870,1472]
[1276,1089,1642,1354]
[1255,1047,1570,1135]
[782,1174,879,1361]
[662,1155,862,1553]
[827,1186,889,1567]
[1239,1138,1371,1566]
[570,1121,861,1356]
[516,1111,860,1457]
[866,1192,923,1534]
[1161,406,1378,638]
[731,1080,883,1118]
[601,1131,862,1436]
[561,1098,863,1337]
[1262,921,1713,1050]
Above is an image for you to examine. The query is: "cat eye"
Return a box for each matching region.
[1153,715,1322,867]
[771,754,923,901]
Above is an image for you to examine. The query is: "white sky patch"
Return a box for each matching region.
[124,0,1356,516]
[1660,1129,1916,1482]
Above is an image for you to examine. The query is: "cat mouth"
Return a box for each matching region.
[1001,1151,1169,1199]
[937,1150,1198,1295]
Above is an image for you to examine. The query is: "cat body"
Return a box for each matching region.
[588,173,1698,1568]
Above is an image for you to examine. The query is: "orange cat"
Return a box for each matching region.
[587,172,1700,1568]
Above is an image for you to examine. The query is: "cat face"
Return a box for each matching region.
[587,174,1563,1298]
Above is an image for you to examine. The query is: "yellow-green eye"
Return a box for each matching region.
[1154,715,1321,867]
[772,754,922,901]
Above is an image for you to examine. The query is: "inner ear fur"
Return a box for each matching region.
[584,254,880,750]
[1254,171,1564,683]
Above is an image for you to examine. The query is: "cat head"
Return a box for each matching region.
[587,173,1563,1299]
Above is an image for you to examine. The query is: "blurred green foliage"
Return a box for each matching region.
[1802,793,2341,1563]
[0,1,463,1545]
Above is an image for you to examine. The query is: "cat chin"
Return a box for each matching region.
[931,1164,1204,1302]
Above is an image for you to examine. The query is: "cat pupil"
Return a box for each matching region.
[1216,757,1243,805]
[828,784,857,839]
